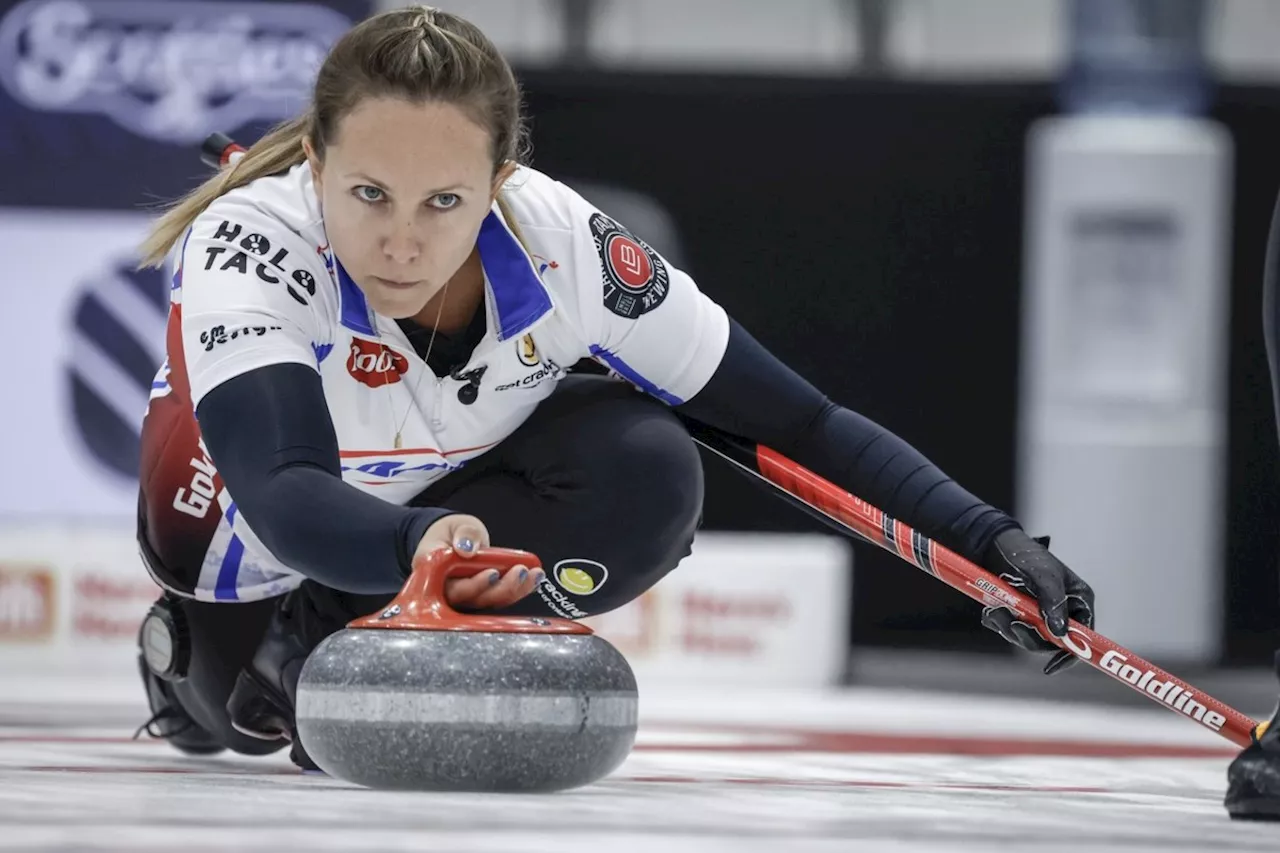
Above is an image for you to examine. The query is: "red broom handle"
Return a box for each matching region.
[683,419,1260,748]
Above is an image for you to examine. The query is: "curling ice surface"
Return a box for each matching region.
[1,674,1278,852]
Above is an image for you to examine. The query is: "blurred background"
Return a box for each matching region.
[1,0,1279,711]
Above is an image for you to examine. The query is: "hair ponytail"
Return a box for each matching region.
[137,114,312,269]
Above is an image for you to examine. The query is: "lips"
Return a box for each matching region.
[373,276,422,290]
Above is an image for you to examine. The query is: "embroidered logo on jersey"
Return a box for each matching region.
[451,365,488,405]
[204,220,318,306]
[589,213,670,319]
[343,456,469,481]
[531,254,559,277]
[517,334,539,367]
[0,0,351,144]
[346,338,409,388]
[494,359,562,393]
[198,323,282,352]
[495,335,561,392]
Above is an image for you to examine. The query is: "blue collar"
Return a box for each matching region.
[335,208,553,341]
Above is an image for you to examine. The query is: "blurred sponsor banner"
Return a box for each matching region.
[584,532,852,690]
[0,523,851,690]
[0,209,164,518]
[0,520,158,677]
[0,0,370,207]
[0,0,349,144]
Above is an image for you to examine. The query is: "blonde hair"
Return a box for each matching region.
[138,5,529,269]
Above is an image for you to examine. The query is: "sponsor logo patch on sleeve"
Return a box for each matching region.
[589,213,669,319]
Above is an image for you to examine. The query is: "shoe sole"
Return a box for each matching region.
[1226,798,1280,821]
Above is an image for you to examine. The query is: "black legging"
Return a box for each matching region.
[163,375,704,752]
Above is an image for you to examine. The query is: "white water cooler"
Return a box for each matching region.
[1017,114,1233,662]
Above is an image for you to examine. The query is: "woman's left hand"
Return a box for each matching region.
[978,527,1096,675]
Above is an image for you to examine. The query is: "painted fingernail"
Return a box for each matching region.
[456,537,475,553]
[518,567,529,583]
[533,569,545,584]
[488,569,501,586]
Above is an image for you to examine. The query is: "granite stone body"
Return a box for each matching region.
[295,628,639,792]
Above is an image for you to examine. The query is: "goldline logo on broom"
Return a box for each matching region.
[1099,650,1227,732]
[1057,625,1094,661]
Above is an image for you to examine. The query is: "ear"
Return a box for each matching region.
[490,161,518,200]
[303,136,323,192]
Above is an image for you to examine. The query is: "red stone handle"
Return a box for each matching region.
[348,546,592,635]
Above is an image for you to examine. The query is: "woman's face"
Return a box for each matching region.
[307,96,511,319]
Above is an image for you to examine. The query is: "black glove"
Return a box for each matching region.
[979,528,1095,675]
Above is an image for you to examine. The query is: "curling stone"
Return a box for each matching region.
[294,547,638,792]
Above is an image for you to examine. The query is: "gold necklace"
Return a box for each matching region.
[382,280,450,450]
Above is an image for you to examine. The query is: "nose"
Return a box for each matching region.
[382,218,420,265]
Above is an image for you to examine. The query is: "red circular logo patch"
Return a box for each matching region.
[606,234,653,291]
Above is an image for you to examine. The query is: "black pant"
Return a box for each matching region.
[159,375,704,752]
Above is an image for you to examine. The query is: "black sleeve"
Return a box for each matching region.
[676,318,1018,562]
[195,363,455,594]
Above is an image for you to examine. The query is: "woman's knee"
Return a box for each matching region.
[546,396,703,611]
[440,378,706,619]
[500,377,706,534]
[578,394,702,538]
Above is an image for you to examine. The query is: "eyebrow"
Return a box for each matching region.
[346,173,473,195]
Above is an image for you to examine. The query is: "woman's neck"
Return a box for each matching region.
[412,248,485,334]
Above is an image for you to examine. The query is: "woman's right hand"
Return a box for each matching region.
[413,513,543,611]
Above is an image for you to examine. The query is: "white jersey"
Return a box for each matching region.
[152,162,730,601]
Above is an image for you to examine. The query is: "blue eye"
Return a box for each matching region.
[430,193,460,210]
[354,185,384,203]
